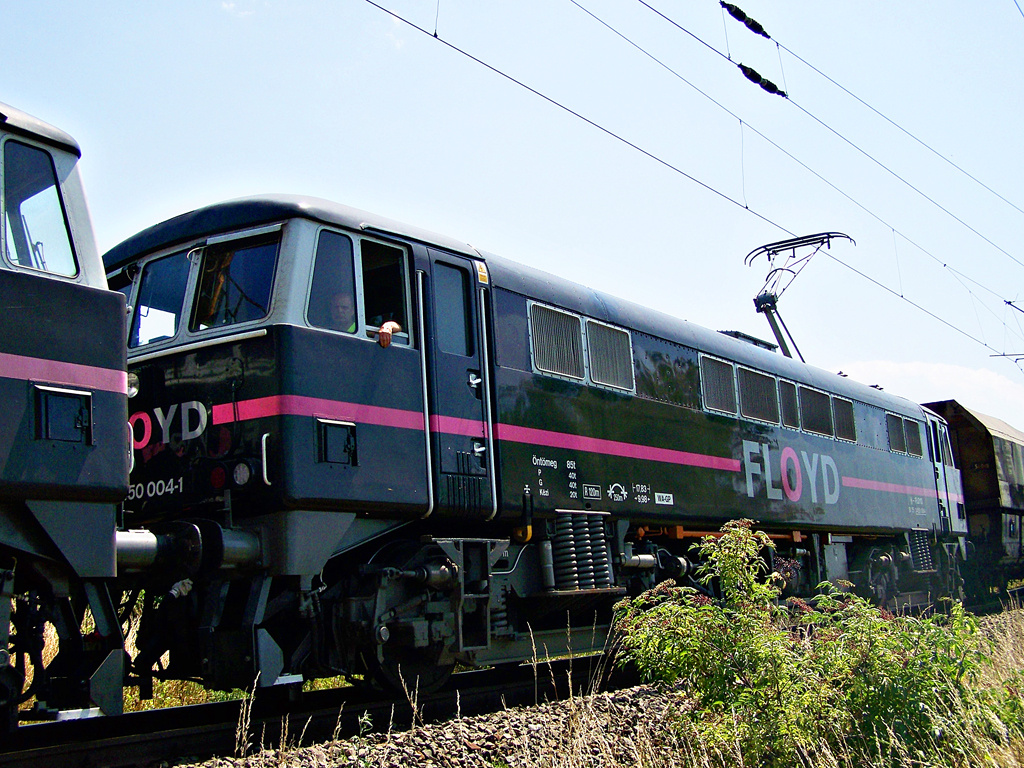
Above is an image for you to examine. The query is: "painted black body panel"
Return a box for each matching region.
[487,281,942,535]
[127,324,429,522]
[0,268,126,501]
[492,365,940,533]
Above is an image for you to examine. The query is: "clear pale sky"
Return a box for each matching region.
[7,1,1024,428]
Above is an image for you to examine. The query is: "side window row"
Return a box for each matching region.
[887,413,924,457]
[529,302,635,393]
[701,354,856,441]
[700,353,925,456]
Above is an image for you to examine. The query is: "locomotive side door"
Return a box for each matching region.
[419,247,495,519]
[926,413,966,535]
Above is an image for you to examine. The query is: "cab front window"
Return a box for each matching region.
[130,253,190,347]
[190,235,279,331]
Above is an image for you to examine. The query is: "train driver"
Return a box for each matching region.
[324,290,401,348]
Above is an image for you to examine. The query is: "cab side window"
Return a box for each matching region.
[308,230,357,333]
[360,240,409,343]
[3,140,77,276]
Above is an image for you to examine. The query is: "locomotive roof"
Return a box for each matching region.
[105,193,921,418]
[0,101,81,157]
[102,194,480,273]
[483,251,923,417]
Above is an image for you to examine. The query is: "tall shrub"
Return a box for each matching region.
[613,520,994,766]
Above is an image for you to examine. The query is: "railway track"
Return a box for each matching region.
[1,657,637,768]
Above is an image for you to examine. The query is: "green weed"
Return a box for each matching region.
[613,520,1022,767]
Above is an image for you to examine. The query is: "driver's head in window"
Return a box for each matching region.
[327,291,356,333]
[309,230,357,334]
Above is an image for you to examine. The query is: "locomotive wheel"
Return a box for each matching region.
[361,640,454,695]
[933,544,966,603]
[852,547,895,609]
[361,541,455,695]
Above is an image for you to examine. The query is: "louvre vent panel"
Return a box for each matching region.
[739,367,779,423]
[701,356,736,414]
[587,320,634,391]
[531,304,584,379]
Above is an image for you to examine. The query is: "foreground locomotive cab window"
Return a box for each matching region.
[738,366,779,423]
[191,234,279,331]
[905,418,924,457]
[3,140,77,276]
[700,355,736,414]
[130,253,191,346]
[360,239,410,344]
[530,303,584,380]
[586,320,634,392]
[308,230,358,334]
[887,412,908,453]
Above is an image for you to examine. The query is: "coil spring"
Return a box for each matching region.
[490,587,510,635]
[908,530,934,571]
[552,516,579,590]
[551,513,613,591]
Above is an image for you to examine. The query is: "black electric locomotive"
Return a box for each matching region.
[0,102,128,726]
[102,194,967,697]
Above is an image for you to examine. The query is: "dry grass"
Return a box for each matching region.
[218,607,1024,768]
[13,602,1024,767]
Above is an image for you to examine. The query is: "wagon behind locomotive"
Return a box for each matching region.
[103,194,968,696]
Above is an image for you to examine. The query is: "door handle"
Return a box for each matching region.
[468,372,482,389]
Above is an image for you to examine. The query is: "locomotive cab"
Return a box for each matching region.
[0,103,127,726]
[107,198,504,692]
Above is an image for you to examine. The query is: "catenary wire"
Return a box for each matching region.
[637,0,1024,272]
[824,253,1000,353]
[363,1,1021,354]
[722,0,1024,219]
[570,0,1024,345]
[773,40,1024,219]
[362,0,793,236]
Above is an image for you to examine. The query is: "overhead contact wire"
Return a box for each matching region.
[367,0,1024,354]
[573,0,1020,326]
[640,0,1024,272]
[364,0,794,236]
[824,253,1000,353]
[774,40,1024,219]
[721,1,1024,220]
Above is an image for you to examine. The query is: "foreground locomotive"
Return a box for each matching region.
[101,195,968,697]
[0,103,127,726]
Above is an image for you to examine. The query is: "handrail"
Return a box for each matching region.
[416,270,435,518]
[478,285,499,521]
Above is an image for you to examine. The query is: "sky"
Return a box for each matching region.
[6,0,1024,428]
